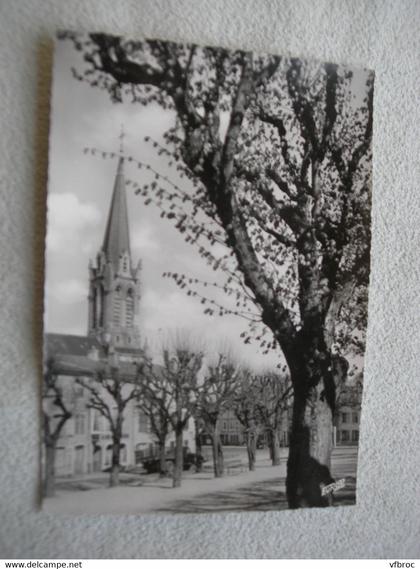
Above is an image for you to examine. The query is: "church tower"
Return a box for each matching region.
[88,156,142,351]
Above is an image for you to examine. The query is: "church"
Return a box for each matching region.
[44,155,195,477]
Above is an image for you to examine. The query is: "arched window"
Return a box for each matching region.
[74,445,85,475]
[92,445,102,472]
[96,285,104,328]
[104,444,113,467]
[113,285,122,325]
[92,409,103,432]
[125,288,134,326]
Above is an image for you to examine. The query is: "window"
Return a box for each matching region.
[341,412,348,424]
[92,445,102,472]
[135,447,144,463]
[66,418,75,437]
[113,287,121,325]
[92,410,105,432]
[55,446,72,475]
[352,430,359,442]
[120,444,127,464]
[341,430,350,442]
[74,445,85,474]
[137,410,149,433]
[281,431,289,446]
[103,415,111,432]
[75,414,85,435]
[104,444,113,467]
[352,412,359,424]
[229,419,239,431]
[126,289,134,326]
[55,447,66,475]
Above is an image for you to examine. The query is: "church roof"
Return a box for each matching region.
[44,333,144,379]
[45,333,103,358]
[101,157,131,270]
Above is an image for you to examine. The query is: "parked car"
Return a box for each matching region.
[142,452,205,475]
[256,435,266,449]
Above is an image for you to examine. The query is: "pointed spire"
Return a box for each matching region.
[101,156,131,271]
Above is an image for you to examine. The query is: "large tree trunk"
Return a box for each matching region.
[211,428,224,478]
[42,411,70,498]
[109,436,121,487]
[158,440,167,478]
[268,428,281,466]
[217,437,224,477]
[44,443,56,498]
[194,419,203,473]
[268,433,273,462]
[286,355,336,508]
[172,428,184,488]
[246,430,257,471]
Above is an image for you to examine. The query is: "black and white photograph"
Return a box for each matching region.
[42,31,374,514]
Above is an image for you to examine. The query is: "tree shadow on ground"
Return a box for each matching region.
[154,476,357,514]
[155,477,288,513]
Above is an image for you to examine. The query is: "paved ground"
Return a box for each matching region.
[45,446,358,514]
[154,446,358,514]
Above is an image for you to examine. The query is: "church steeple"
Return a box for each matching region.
[87,142,142,352]
[101,157,131,272]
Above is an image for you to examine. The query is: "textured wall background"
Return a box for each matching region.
[0,0,419,559]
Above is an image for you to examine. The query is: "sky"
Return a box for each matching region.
[45,38,280,369]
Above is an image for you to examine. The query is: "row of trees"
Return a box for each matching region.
[42,339,292,496]
[139,345,294,486]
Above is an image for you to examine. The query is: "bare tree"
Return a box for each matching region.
[42,358,72,497]
[254,371,293,466]
[192,415,206,473]
[198,353,241,477]
[233,371,262,471]
[65,33,373,507]
[141,336,203,487]
[77,357,141,487]
[136,362,172,477]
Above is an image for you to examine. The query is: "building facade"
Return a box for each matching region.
[206,408,291,448]
[216,386,361,449]
[44,157,194,477]
[334,382,363,445]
